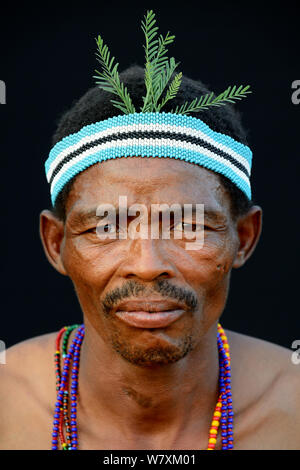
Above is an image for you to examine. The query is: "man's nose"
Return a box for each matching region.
[117,238,178,282]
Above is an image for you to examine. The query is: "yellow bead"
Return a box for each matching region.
[214,411,221,417]
[56,350,60,354]
[210,429,217,435]
[223,344,229,349]
[212,420,220,427]
[209,437,217,444]
[216,402,222,407]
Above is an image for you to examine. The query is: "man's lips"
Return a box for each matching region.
[113,300,186,328]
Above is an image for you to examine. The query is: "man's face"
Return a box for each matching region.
[56,157,240,366]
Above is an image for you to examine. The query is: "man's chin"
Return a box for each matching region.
[110,334,194,367]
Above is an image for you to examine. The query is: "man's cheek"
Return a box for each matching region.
[191,244,232,282]
[62,240,106,279]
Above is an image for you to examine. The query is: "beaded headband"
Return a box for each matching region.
[46,112,252,206]
[45,10,252,207]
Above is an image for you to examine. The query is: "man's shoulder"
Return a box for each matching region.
[1,331,58,380]
[227,328,295,372]
[228,328,300,403]
[0,329,59,401]
[0,331,59,449]
[227,329,300,449]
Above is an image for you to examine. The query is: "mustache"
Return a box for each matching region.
[101,279,198,316]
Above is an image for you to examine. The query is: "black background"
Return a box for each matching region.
[0,1,299,349]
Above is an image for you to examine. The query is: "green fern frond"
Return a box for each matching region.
[93,35,136,114]
[171,85,252,114]
[152,57,180,110]
[141,11,179,112]
[157,72,182,111]
[141,10,159,112]
[151,33,176,106]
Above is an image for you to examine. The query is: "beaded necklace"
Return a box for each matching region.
[52,323,233,450]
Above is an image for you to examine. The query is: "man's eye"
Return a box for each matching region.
[173,222,205,231]
[96,223,119,233]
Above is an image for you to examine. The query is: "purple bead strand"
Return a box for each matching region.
[69,325,85,450]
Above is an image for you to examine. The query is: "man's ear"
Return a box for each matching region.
[39,210,68,275]
[232,205,263,269]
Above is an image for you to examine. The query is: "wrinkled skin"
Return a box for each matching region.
[41,157,261,370]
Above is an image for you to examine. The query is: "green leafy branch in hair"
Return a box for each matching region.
[93,10,252,115]
[171,85,252,115]
[93,35,136,114]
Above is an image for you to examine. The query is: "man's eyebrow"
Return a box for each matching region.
[160,205,227,223]
[68,207,107,225]
[202,207,228,223]
[69,205,227,224]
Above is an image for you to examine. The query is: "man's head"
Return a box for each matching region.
[40,65,262,367]
[51,65,253,222]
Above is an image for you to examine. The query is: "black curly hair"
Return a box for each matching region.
[51,65,254,221]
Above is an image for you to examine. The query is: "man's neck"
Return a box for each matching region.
[74,318,220,447]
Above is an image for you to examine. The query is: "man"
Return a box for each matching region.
[0,66,299,450]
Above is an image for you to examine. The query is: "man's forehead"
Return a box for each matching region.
[65,157,230,217]
[70,158,224,194]
[81,156,221,182]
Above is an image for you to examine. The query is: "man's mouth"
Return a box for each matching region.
[113,299,186,328]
